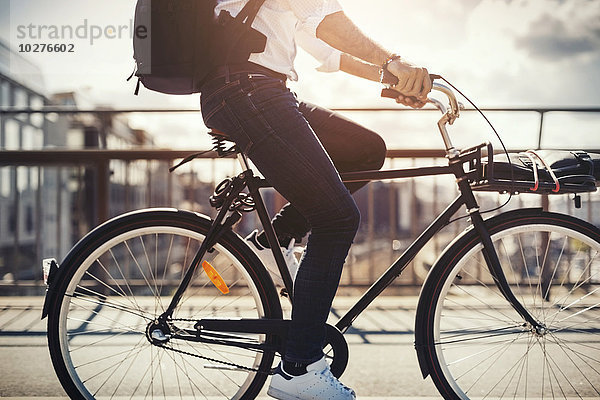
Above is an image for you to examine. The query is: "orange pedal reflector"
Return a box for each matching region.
[202,261,229,294]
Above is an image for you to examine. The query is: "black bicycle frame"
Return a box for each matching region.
[161,149,541,335]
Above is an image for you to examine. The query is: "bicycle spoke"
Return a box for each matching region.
[89,335,148,397]
[550,249,599,312]
[124,239,160,302]
[69,290,151,321]
[542,234,568,309]
[157,234,174,311]
[554,299,600,326]
[461,327,525,396]
[546,332,600,391]
[454,265,513,304]
[444,330,526,368]
[517,232,537,310]
[83,338,148,386]
[437,325,525,346]
[499,237,529,316]
[73,275,145,318]
[483,340,535,399]
[445,285,521,326]
[108,247,144,313]
[139,235,166,315]
[68,325,146,353]
[171,341,232,398]
[93,258,142,312]
[108,336,150,398]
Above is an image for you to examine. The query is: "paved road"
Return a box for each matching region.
[0,296,439,399]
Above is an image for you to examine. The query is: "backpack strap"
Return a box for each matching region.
[218,0,268,82]
[236,0,267,26]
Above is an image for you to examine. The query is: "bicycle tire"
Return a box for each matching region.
[46,208,282,400]
[416,208,600,399]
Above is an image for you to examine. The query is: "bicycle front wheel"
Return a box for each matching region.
[46,209,281,400]
[418,209,600,399]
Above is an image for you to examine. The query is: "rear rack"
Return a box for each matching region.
[463,143,598,195]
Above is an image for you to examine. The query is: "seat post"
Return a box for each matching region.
[237,152,251,172]
[207,129,250,171]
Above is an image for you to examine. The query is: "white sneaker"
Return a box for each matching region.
[267,357,356,400]
[246,230,300,287]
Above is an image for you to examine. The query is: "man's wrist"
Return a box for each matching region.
[379,54,401,84]
[382,53,401,68]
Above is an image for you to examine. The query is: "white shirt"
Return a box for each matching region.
[296,28,342,73]
[215,0,343,80]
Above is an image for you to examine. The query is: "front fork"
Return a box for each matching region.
[456,176,542,328]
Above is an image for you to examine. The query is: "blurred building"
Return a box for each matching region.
[0,39,48,282]
[0,39,175,285]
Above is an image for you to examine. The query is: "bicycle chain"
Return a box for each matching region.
[158,318,271,376]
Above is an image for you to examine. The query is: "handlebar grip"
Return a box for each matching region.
[381,87,401,99]
[381,74,442,99]
[381,69,399,85]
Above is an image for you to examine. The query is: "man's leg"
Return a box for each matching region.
[265,101,387,245]
[201,73,360,364]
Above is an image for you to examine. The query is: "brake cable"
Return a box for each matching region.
[435,76,515,224]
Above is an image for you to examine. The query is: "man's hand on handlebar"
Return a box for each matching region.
[395,93,428,109]
[386,58,432,109]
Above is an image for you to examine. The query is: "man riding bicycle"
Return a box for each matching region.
[200,1,431,398]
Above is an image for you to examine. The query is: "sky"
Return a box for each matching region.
[1,0,599,150]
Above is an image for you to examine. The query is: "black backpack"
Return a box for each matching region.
[130,0,267,95]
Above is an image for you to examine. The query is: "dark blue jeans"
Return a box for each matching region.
[200,69,384,364]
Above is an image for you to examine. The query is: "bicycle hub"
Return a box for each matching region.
[146,320,172,345]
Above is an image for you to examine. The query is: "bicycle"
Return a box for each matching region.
[41,79,600,399]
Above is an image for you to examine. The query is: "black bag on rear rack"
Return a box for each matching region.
[472,149,600,194]
[130,0,267,95]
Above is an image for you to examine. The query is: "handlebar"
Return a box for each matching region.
[381,75,459,116]
[380,75,462,157]
[431,82,460,117]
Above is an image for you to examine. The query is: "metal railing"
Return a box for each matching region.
[1,106,599,294]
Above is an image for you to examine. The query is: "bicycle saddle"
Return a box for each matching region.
[208,129,232,141]
[209,129,239,157]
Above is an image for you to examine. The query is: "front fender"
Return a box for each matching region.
[41,259,60,319]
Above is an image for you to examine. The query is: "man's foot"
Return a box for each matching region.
[246,230,300,287]
[267,357,356,400]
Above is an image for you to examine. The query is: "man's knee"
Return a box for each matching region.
[350,128,387,171]
[336,198,361,235]
[312,196,360,236]
[366,133,387,170]
[350,201,361,231]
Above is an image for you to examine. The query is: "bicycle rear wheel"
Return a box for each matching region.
[417,209,600,399]
[46,209,281,400]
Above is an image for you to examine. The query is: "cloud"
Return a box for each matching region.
[449,0,600,105]
[515,2,600,61]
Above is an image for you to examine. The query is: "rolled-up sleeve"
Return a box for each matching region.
[296,28,341,72]
[288,0,342,37]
